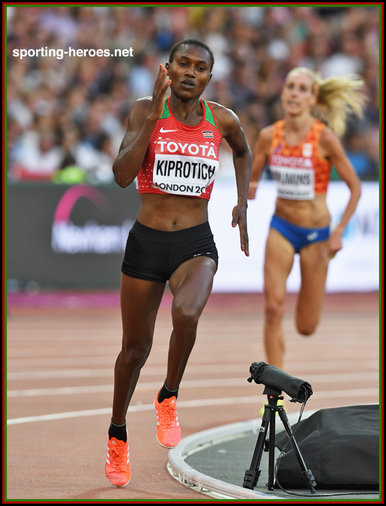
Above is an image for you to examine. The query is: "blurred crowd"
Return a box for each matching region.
[7,5,380,184]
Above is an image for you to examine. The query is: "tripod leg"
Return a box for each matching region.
[243,407,271,489]
[277,408,317,493]
[267,409,276,490]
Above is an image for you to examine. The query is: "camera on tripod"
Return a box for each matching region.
[247,361,313,403]
[243,362,316,492]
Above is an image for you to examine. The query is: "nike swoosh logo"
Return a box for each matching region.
[160,127,178,133]
[307,231,319,241]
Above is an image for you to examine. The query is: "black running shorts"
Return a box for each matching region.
[121,220,218,282]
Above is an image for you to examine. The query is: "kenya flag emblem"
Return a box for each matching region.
[203,130,214,138]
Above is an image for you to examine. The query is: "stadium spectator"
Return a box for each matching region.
[7,5,379,183]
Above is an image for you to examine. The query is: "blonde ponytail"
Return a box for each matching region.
[287,68,366,137]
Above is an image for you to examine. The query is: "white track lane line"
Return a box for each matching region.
[7,391,379,425]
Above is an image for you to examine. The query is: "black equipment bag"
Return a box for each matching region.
[275,405,379,489]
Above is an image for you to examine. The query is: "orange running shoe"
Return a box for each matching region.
[154,390,181,448]
[105,435,131,487]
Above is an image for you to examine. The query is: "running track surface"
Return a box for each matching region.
[6,291,380,501]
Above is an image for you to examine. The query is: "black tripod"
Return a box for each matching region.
[243,386,317,493]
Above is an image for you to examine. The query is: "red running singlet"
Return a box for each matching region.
[136,97,223,200]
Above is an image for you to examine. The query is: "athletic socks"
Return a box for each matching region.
[109,420,127,442]
[157,383,179,403]
[108,384,178,440]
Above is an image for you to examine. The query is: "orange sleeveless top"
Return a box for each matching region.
[268,119,331,200]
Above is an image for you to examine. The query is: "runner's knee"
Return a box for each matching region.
[296,319,318,336]
[265,299,285,324]
[172,301,200,331]
[120,340,152,369]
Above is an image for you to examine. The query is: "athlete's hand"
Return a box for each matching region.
[325,228,343,259]
[150,64,171,121]
[248,182,258,200]
[232,204,249,256]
